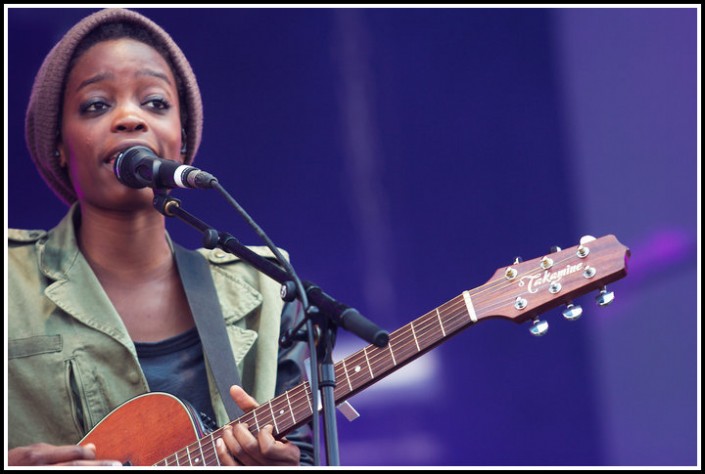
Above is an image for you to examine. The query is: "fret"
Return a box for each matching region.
[368,343,392,375]
[418,311,444,349]
[294,385,314,427]
[195,440,206,466]
[388,338,397,366]
[303,383,313,415]
[438,297,466,333]
[410,320,421,351]
[295,385,313,425]
[390,325,417,362]
[258,404,273,429]
[363,346,374,378]
[271,396,290,432]
[341,358,354,392]
[207,433,219,466]
[252,405,261,431]
[436,308,446,337]
[191,444,202,466]
[285,390,296,425]
[351,352,372,386]
[267,401,279,433]
[185,444,193,465]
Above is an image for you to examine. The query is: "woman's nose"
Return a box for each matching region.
[112,106,148,133]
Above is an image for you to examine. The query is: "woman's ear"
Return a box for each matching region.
[55,147,67,168]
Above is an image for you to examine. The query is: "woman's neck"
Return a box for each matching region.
[76,204,174,280]
[74,203,196,342]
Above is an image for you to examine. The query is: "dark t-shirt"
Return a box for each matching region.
[135,327,218,431]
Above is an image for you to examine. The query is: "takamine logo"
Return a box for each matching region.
[518,263,584,293]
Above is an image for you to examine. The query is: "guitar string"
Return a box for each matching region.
[159,245,604,465]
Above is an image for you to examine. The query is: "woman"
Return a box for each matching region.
[8,8,313,466]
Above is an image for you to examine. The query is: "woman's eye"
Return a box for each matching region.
[144,98,170,110]
[80,100,110,114]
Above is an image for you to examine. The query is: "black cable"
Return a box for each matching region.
[210,180,322,466]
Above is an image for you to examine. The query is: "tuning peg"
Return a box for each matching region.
[562,302,583,321]
[580,235,596,244]
[529,318,549,336]
[596,286,615,306]
[513,256,523,264]
[550,245,562,253]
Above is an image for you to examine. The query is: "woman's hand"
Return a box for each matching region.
[215,385,301,466]
[7,442,122,466]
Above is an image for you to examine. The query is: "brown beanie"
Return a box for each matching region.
[25,8,204,205]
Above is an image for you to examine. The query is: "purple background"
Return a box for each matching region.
[5,7,698,466]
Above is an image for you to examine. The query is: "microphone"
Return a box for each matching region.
[114,145,218,189]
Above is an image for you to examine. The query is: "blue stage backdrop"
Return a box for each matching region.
[5,6,698,467]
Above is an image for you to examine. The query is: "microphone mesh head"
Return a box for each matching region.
[113,146,154,189]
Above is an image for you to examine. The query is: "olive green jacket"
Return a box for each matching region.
[7,204,294,450]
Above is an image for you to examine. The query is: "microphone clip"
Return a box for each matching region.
[152,188,181,217]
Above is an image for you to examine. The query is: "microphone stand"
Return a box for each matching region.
[152,189,388,466]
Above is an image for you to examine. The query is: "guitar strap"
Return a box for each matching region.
[173,244,244,420]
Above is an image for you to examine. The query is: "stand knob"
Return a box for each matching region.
[280,281,298,302]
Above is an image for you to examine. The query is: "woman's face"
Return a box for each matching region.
[59,38,183,210]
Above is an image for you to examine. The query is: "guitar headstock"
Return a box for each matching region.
[476,234,630,334]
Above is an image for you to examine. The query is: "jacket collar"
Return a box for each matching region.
[38,203,136,349]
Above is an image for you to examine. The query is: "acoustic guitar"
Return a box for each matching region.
[79,234,630,465]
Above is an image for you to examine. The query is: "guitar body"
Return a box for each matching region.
[78,392,205,466]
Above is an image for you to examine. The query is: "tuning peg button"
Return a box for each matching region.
[562,303,583,321]
[577,245,590,258]
[596,286,615,306]
[550,245,562,253]
[530,318,549,336]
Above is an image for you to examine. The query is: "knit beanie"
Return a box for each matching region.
[25,8,203,205]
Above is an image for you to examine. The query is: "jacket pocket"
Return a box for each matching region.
[8,334,62,359]
[7,336,85,448]
[66,358,89,435]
